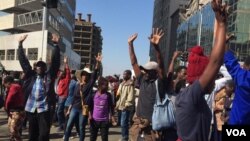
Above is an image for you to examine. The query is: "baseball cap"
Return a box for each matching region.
[139,61,159,71]
[82,67,92,74]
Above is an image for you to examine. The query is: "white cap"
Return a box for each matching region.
[139,61,159,71]
[83,67,92,74]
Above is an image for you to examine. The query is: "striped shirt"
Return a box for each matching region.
[25,76,48,113]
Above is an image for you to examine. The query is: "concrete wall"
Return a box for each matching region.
[0,0,15,10]
[0,30,81,71]
[0,14,15,30]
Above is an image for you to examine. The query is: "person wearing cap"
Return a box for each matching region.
[128,28,175,140]
[18,34,60,141]
[175,1,228,141]
[64,54,102,141]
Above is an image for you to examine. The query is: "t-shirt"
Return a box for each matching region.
[136,74,156,122]
[136,74,170,122]
[93,92,110,121]
[175,80,211,141]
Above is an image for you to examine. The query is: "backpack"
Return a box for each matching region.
[152,80,175,131]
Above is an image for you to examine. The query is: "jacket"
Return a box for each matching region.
[116,79,135,110]
[18,43,60,106]
[224,50,250,125]
[5,83,24,112]
[57,65,71,98]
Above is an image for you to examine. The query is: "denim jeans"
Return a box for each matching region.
[64,108,88,141]
[121,110,130,141]
[57,97,66,129]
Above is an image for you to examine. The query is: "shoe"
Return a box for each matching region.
[56,127,64,132]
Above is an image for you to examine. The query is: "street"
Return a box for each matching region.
[0,109,121,141]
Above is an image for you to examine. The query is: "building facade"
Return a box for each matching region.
[177,0,250,61]
[0,0,80,71]
[150,0,189,70]
[73,13,103,70]
[226,0,250,61]
[177,3,215,55]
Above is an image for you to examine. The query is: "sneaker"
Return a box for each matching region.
[56,127,64,132]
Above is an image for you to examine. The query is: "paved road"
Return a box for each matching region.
[0,109,121,141]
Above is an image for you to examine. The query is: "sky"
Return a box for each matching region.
[76,0,154,76]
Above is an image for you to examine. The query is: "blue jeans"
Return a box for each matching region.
[57,97,66,129]
[64,108,88,141]
[121,110,130,141]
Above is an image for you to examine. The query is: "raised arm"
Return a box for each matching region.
[48,34,61,79]
[18,35,32,75]
[64,56,71,82]
[199,0,228,90]
[82,53,102,104]
[128,33,141,78]
[168,51,181,76]
[148,28,165,78]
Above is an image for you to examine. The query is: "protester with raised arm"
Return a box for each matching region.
[175,0,228,140]
[18,33,60,141]
[128,29,175,141]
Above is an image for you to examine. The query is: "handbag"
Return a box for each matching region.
[152,80,175,131]
[79,87,89,116]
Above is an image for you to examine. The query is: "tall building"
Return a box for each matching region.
[0,0,80,71]
[73,13,103,70]
[177,0,250,61]
[226,0,250,61]
[150,0,189,70]
[177,2,215,55]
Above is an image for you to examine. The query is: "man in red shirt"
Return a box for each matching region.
[4,75,25,141]
[56,57,71,131]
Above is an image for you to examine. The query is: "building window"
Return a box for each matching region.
[28,48,38,60]
[0,50,5,60]
[7,49,15,60]
[16,49,26,60]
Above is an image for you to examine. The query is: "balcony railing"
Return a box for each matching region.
[17,9,43,27]
[17,0,37,6]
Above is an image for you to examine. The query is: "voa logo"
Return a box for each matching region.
[226,129,247,136]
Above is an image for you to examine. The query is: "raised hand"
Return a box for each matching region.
[128,33,138,45]
[64,56,68,64]
[173,51,182,60]
[211,0,228,23]
[52,33,60,43]
[148,28,164,46]
[226,33,236,42]
[18,34,28,43]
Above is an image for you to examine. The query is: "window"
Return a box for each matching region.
[0,50,5,60]
[28,48,38,60]
[7,49,15,60]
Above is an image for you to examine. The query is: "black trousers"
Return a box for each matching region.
[90,120,109,141]
[27,111,51,141]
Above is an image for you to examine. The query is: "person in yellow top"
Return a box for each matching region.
[116,70,135,141]
[213,80,234,141]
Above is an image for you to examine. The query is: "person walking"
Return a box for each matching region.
[3,76,25,141]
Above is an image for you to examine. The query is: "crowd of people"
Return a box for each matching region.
[0,0,250,141]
